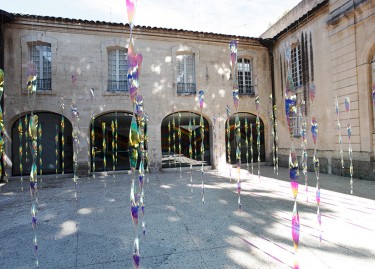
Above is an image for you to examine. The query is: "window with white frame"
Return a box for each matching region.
[291,44,302,88]
[108,48,127,91]
[237,58,254,95]
[30,44,51,90]
[176,53,196,94]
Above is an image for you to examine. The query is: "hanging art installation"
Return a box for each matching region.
[71,87,80,184]
[0,70,4,182]
[269,94,278,175]
[168,119,171,167]
[345,97,353,194]
[335,97,344,171]
[26,61,40,268]
[199,90,205,205]
[172,112,176,167]
[226,105,231,181]
[112,120,115,175]
[102,122,106,172]
[245,117,249,172]
[300,100,308,202]
[213,114,217,171]
[230,40,242,211]
[38,125,42,187]
[18,118,24,190]
[59,97,65,176]
[178,112,182,179]
[55,125,59,175]
[255,96,261,179]
[89,88,95,176]
[189,112,193,192]
[126,0,148,267]
[284,46,300,269]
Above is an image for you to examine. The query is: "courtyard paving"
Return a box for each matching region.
[0,166,375,268]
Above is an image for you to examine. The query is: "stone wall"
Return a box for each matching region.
[2,16,272,176]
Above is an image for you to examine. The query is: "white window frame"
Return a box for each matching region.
[291,44,302,87]
[237,58,254,95]
[107,48,127,92]
[176,53,196,94]
[30,44,52,91]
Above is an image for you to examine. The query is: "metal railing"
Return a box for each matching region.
[37,79,52,91]
[107,80,128,92]
[177,83,196,94]
[239,86,255,96]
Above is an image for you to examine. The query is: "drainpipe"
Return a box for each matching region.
[260,38,276,164]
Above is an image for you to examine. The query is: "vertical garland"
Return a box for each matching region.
[18,120,24,190]
[250,123,253,175]
[309,76,321,243]
[27,61,39,267]
[55,125,58,175]
[71,87,80,185]
[269,94,277,175]
[335,97,344,171]
[115,114,118,168]
[213,115,217,171]
[300,101,308,202]
[285,46,300,269]
[199,90,205,205]
[226,105,231,181]
[345,97,353,194]
[136,95,146,239]
[102,122,106,172]
[112,120,115,175]
[189,112,193,192]
[126,1,146,266]
[245,117,249,172]
[218,113,222,173]
[91,114,95,176]
[60,101,65,175]
[172,113,176,167]
[193,116,197,161]
[0,70,4,181]
[255,96,261,179]
[168,119,171,167]
[38,125,42,187]
[29,115,39,268]
[25,115,29,164]
[178,112,182,179]
[230,40,241,211]
[274,101,279,175]
[88,88,95,176]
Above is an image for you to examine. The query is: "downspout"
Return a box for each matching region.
[261,38,277,164]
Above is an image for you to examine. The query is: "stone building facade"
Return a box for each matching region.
[0,11,272,177]
[263,0,375,179]
[1,0,375,179]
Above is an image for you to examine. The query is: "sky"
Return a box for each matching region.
[1,0,301,37]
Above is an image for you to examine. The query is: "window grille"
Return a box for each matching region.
[176,53,196,94]
[237,58,254,95]
[30,44,51,90]
[108,49,128,91]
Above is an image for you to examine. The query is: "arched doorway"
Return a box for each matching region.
[91,111,143,172]
[161,112,210,168]
[225,112,265,164]
[12,112,73,175]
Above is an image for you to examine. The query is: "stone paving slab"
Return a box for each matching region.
[1,166,375,268]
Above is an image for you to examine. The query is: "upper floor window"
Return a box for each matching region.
[237,58,254,95]
[291,44,302,87]
[108,48,127,92]
[30,44,51,91]
[176,53,196,94]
